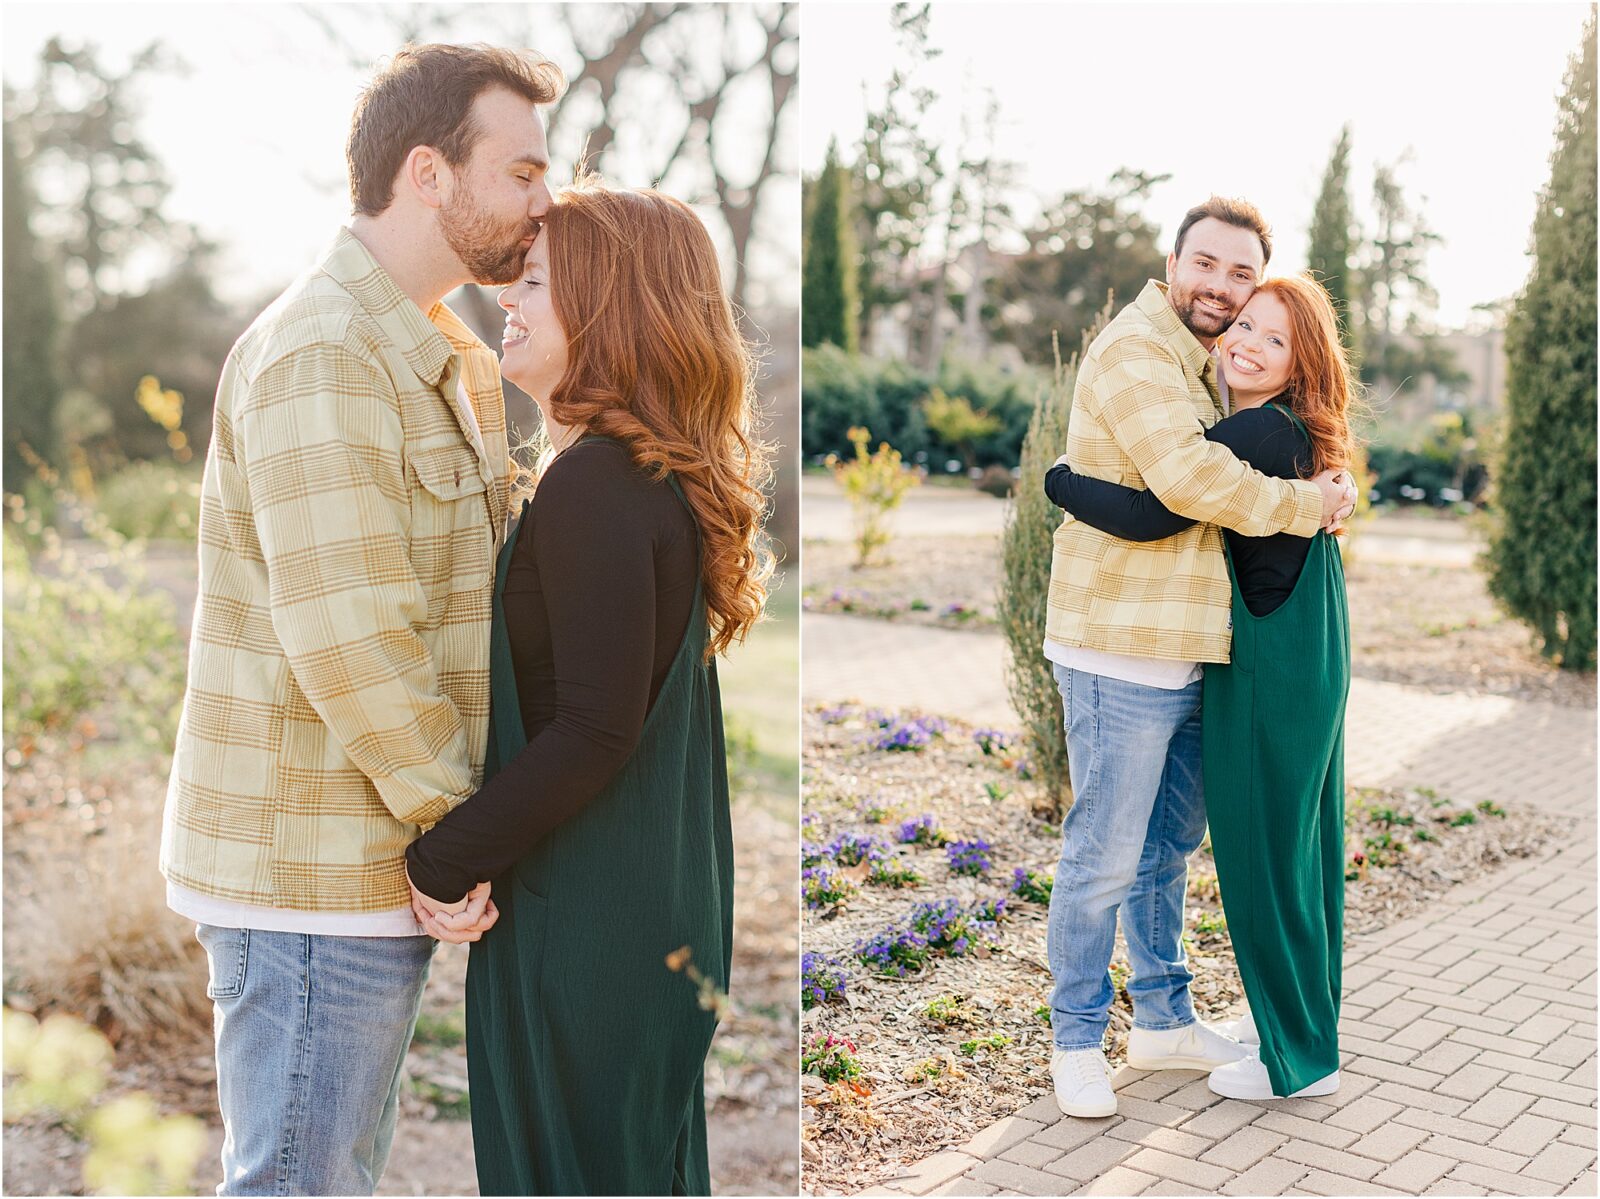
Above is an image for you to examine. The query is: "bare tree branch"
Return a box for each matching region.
[547,4,685,161]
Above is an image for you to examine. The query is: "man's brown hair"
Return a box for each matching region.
[1173,196,1273,266]
[347,43,565,216]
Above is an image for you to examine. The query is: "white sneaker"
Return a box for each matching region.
[1207,1053,1340,1099]
[1126,1020,1252,1071]
[1052,1047,1117,1117]
[1214,1006,1261,1046]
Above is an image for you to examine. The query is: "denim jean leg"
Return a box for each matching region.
[203,926,434,1197]
[1123,696,1206,1030]
[1046,667,1192,1051]
[366,939,437,1184]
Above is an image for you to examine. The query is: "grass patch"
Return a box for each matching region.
[718,571,799,813]
[411,1009,465,1050]
[408,1078,470,1120]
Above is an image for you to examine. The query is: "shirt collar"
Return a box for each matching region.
[319,228,491,386]
[1138,280,1215,379]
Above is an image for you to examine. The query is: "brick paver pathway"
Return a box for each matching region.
[806,614,1597,1196]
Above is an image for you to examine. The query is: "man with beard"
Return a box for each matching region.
[1039,197,1358,1118]
[159,44,563,1194]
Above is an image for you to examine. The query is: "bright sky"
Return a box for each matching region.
[800,1,1592,329]
[3,1,798,313]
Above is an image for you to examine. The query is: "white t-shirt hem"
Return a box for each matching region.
[166,882,426,938]
[1043,640,1203,690]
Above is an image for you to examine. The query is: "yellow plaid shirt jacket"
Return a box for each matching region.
[160,229,511,912]
[1044,280,1324,666]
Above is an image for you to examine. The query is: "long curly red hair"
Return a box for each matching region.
[1236,274,1365,476]
[528,179,775,660]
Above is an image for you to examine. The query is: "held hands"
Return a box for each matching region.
[1311,467,1359,534]
[407,868,499,944]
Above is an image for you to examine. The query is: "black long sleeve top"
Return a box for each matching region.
[1044,402,1315,618]
[405,438,699,904]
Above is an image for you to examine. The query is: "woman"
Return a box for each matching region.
[403,180,773,1194]
[1045,274,1356,1102]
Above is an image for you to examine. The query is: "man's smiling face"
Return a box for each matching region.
[1165,217,1265,344]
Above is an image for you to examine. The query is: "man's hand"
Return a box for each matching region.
[1312,467,1358,533]
[408,872,499,944]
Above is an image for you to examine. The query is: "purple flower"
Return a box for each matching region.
[973,728,1015,755]
[801,952,847,1009]
[854,922,930,976]
[825,831,889,866]
[869,714,946,752]
[896,814,946,846]
[1011,867,1053,904]
[803,865,853,909]
[946,839,993,877]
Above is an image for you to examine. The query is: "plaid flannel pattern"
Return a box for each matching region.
[160,229,511,912]
[1044,280,1323,665]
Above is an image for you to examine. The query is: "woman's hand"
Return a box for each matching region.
[407,868,500,943]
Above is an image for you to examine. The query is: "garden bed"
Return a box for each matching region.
[798,703,1566,1196]
[801,536,999,631]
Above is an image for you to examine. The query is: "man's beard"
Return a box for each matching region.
[1171,283,1237,340]
[439,191,533,286]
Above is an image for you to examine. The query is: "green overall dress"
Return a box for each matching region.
[1201,402,1351,1097]
[465,447,734,1196]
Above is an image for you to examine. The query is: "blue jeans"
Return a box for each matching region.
[1046,665,1207,1051]
[197,925,435,1196]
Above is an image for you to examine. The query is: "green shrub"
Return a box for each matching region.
[974,465,1014,498]
[2,523,185,745]
[4,1009,206,1195]
[997,308,1113,816]
[802,347,1048,469]
[1485,14,1597,670]
[829,427,919,568]
[922,389,1001,471]
[91,460,203,542]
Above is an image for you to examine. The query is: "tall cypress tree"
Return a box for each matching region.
[1307,124,1359,357]
[2,117,62,492]
[1486,9,1597,670]
[802,138,860,352]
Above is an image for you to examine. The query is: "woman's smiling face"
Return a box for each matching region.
[1221,290,1294,398]
[496,233,567,401]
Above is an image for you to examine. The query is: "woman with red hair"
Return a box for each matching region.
[404,179,773,1194]
[1047,273,1358,1103]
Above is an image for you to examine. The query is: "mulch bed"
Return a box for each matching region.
[798,704,1568,1196]
[802,537,999,631]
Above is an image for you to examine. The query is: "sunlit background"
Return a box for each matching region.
[799,1,1592,504]
[4,1,799,545]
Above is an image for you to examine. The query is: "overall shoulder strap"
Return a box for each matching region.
[1267,399,1310,439]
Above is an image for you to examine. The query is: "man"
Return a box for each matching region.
[159,44,563,1194]
[1042,197,1358,1118]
